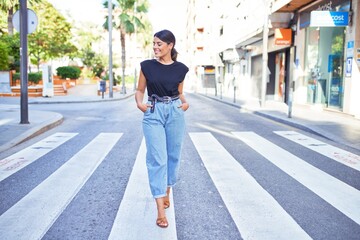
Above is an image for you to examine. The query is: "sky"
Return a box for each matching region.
[47,0,186,37]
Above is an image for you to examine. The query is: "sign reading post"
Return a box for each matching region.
[310,11,349,27]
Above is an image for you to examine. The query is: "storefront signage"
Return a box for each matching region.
[347,41,354,58]
[300,0,350,29]
[346,58,352,77]
[310,11,349,27]
[274,28,292,46]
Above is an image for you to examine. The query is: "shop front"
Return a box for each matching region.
[250,28,293,103]
[300,0,350,109]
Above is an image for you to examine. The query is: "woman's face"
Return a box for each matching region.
[153,37,173,58]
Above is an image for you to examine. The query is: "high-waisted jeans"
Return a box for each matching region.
[142,98,185,198]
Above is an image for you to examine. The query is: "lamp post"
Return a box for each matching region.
[133,0,137,92]
[20,0,29,124]
[261,0,270,107]
[108,0,113,98]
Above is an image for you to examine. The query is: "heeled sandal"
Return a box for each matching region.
[156,217,168,228]
[164,188,170,209]
[164,198,170,209]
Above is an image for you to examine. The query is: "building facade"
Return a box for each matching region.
[185,0,360,118]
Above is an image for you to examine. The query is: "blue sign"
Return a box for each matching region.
[310,11,349,27]
[347,41,354,58]
[346,57,352,77]
[348,41,354,48]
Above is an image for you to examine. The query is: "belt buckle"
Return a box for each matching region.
[163,96,171,103]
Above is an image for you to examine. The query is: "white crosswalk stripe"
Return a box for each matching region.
[0,131,359,239]
[190,132,311,240]
[233,131,360,225]
[274,130,360,171]
[0,133,122,240]
[0,132,78,182]
[108,138,177,240]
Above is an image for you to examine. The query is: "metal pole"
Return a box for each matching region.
[133,1,137,91]
[288,46,295,118]
[108,0,113,98]
[261,0,269,107]
[20,0,29,124]
[134,68,137,91]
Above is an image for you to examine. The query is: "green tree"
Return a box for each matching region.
[73,23,106,77]
[0,0,42,35]
[103,0,149,91]
[0,33,20,70]
[0,40,9,70]
[0,9,7,34]
[28,1,77,71]
[81,46,107,78]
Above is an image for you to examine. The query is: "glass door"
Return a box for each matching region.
[305,27,345,108]
[305,27,320,104]
[327,27,345,109]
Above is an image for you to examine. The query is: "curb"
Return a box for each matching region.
[29,93,135,104]
[198,93,356,148]
[0,112,64,153]
[206,94,328,136]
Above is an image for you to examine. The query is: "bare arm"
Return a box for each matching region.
[178,81,189,111]
[135,70,151,112]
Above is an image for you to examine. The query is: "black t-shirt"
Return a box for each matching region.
[140,59,189,97]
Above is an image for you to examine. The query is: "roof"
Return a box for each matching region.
[276,0,317,12]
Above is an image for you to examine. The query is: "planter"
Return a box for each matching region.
[53,75,77,89]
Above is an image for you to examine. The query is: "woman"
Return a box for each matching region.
[135,29,189,228]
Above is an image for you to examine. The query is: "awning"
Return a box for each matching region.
[234,27,263,49]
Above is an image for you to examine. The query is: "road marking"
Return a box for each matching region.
[233,131,360,225]
[190,132,311,240]
[274,131,360,171]
[0,132,78,182]
[108,138,177,240]
[0,133,122,240]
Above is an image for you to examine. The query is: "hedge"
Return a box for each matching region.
[13,72,42,84]
[56,66,81,79]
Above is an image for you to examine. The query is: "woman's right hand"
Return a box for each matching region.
[138,103,152,113]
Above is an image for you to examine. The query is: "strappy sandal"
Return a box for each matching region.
[156,217,168,228]
[164,188,170,209]
[164,197,170,209]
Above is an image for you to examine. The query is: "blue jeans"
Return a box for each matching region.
[142,99,185,198]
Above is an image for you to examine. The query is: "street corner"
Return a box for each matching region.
[0,108,64,153]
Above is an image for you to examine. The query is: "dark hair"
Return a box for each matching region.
[154,29,178,61]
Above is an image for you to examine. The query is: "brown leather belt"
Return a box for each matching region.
[148,94,180,112]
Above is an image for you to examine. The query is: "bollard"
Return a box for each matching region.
[100,80,106,99]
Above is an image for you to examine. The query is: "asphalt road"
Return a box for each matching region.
[0,93,359,240]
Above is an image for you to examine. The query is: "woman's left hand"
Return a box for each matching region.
[178,102,189,111]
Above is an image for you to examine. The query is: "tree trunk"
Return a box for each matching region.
[121,29,126,94]
[7,8,14,35]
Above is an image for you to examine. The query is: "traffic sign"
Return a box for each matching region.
[12,9,38,34]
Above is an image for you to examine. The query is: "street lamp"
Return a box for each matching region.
[108,0,113,98]
[133,0,137,92]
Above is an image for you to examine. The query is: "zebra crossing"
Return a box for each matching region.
[233,131,360,225]
[0,132,78,182]
[0,130,359,239]
[190,132,311,240]
[0,133,122,240]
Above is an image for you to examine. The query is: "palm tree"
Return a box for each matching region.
[0,0,42,35]
[103,0,149,93]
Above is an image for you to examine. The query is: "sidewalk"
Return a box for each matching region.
[0,84,359,153]
[199,91,360,151]
[0,84,133,153]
